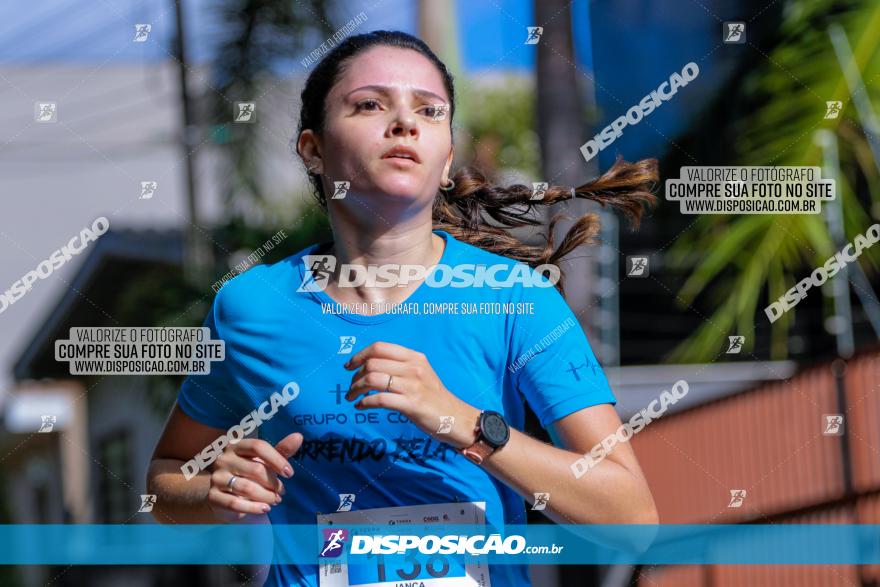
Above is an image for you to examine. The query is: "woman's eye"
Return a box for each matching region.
[355,99,381,111]
[422,105,445,119]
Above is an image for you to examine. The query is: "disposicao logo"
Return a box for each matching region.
[298,255,561,291]
[320,528,349,558]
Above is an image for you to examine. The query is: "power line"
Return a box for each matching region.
[9,14,137,64]
[0,109,178,159]
[0,0,100,61]
[0,75,175,134]
[0,0,83,47]
[0,5,136,103]
[0,140,175,161]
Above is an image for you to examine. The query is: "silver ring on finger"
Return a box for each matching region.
[226,474,239,492]
[386,374,393,392]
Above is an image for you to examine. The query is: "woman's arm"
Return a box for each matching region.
[147,403,298,524]
[147,404,232,523]
[344,342,658,526]
[454,403,658,526]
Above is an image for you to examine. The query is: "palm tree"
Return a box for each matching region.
[668,0,880,361]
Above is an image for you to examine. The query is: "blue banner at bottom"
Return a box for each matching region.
[0,524,878,565]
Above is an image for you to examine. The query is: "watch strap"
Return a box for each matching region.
[458,413,496,464]
[460,439,495,464]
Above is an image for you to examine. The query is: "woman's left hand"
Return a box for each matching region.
[344,341,480,449]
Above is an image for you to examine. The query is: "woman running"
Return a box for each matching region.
[147,29,659,587]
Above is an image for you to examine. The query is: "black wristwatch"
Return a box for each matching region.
[458,410,510,465]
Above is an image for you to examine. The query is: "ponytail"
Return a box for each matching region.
[432,156,659,295]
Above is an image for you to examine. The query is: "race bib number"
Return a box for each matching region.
[317,501,491,587]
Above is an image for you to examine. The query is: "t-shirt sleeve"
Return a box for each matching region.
[508,281,616,428]
[176,290,249,431]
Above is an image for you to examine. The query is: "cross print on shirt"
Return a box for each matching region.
[565,357,598,381]
[328,383,346,405]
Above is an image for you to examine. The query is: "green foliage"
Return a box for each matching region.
[211,0,334,217]
[668,0,880,361]
[457,78,539,174]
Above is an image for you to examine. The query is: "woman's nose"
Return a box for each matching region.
[390,113,419,138]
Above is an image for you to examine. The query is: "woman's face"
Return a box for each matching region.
[317,45,453,209]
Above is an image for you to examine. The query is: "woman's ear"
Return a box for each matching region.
[442,146,454,181]
[298,129,323,173]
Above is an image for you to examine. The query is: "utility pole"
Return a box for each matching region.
[173,0,211,285]
[534,0,613,364]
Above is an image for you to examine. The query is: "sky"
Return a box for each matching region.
[0,0,571,71]
[4,0,713,163]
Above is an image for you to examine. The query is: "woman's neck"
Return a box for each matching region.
[321,215,445,307]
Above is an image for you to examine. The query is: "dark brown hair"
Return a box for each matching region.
[295,30,658,294]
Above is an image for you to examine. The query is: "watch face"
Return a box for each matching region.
[481,412,509,447]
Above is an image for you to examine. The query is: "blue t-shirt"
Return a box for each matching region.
[177,228,616,587]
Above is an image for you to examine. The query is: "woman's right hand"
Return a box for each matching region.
[206,432,303,521]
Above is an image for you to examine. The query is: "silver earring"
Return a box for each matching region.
[440,177,455,191]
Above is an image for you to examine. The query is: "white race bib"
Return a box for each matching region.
[317,501,491,587]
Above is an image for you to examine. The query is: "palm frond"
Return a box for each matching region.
[669,0,880,361]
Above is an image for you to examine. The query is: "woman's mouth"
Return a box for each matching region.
[382,156,419,168]
[381,145,421,165]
